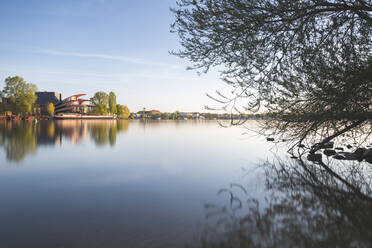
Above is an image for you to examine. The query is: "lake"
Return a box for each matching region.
[0,120,272,248]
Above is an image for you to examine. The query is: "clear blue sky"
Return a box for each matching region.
[0,0,228,112]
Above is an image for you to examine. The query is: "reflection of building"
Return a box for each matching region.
[0,119,130,162]
[55,94,93,114]
[35,92,62,114]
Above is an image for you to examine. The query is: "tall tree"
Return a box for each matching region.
[2,76,37,115]
[46,102,55,116]
[116,104,124,116]
[116,104,130,119]
[171,0,372,147]
[90,91,109,107]
[122,105,130,119]
[90,91,109,115]
[108,92,117,114]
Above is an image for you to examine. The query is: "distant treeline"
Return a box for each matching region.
[132,111,273,120]
[89,91,130,118]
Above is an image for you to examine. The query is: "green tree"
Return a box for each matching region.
[46,102,55,116]
[116,105,130,119]
[91,104,108,115]
[2,76,37,115]
[108,92,117,114]
[171,0,372,147]
[90,91,109,115]
[116,104,124,116]
[172,111,180,120]
[90,91,108,108]
[123,106,130,118]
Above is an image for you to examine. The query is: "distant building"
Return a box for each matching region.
[1,97,13,112]
[36,92,62,105]
[55,94,93,114]
[35,92,62,114]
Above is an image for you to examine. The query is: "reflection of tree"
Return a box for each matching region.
[190,154,372,248]
[0,121,37,162]
[88,120,130,146]
[117,120,129,133]
[90,124,110,146]
[0,120,131,162]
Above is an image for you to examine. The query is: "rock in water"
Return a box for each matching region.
[334,154,345,160]
[311,141,334,150]
[323,142,334,149]
[354,148,366,159]
[364,149,372,159]
[307,153,322,162]
[324,149,336,156]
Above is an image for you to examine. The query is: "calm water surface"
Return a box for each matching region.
[0,120,271,248]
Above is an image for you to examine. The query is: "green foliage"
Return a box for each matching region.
[171,111,180,120]
[91,103,108,115]
[117,104,130,119]
[122,106,130,119]
[90,91,109,115]
[161,112,171,119]
[116,104,124,116]
[108,92,117,114]
[46,102,55,116]
[90,91,108,109]
[2,76,37,115]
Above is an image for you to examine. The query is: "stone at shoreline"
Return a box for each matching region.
[323,142,334,149]
[333,154,345,160]
[324,149,336,156]
[334,152,359,160]
[364,149,372,158]
[307,153,322,162]
[346,145,353,149]
[312,141,334,150]
[266,137,274,142]
[354,148,366,159]
[332,148,372,162]
[354,148,372,160]
[335,147,344,151]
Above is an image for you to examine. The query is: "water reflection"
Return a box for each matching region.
[0,120,130,162]
[0,121,37,162]
[190,153,372,248]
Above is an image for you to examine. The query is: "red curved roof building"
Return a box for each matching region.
[55,94,93,114]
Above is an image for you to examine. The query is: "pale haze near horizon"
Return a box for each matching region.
[0,0,231,113]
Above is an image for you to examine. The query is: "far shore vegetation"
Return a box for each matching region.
[0,76,133,119]
[0,75,275,121]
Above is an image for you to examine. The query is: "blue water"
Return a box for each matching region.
[0,120,271,247]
